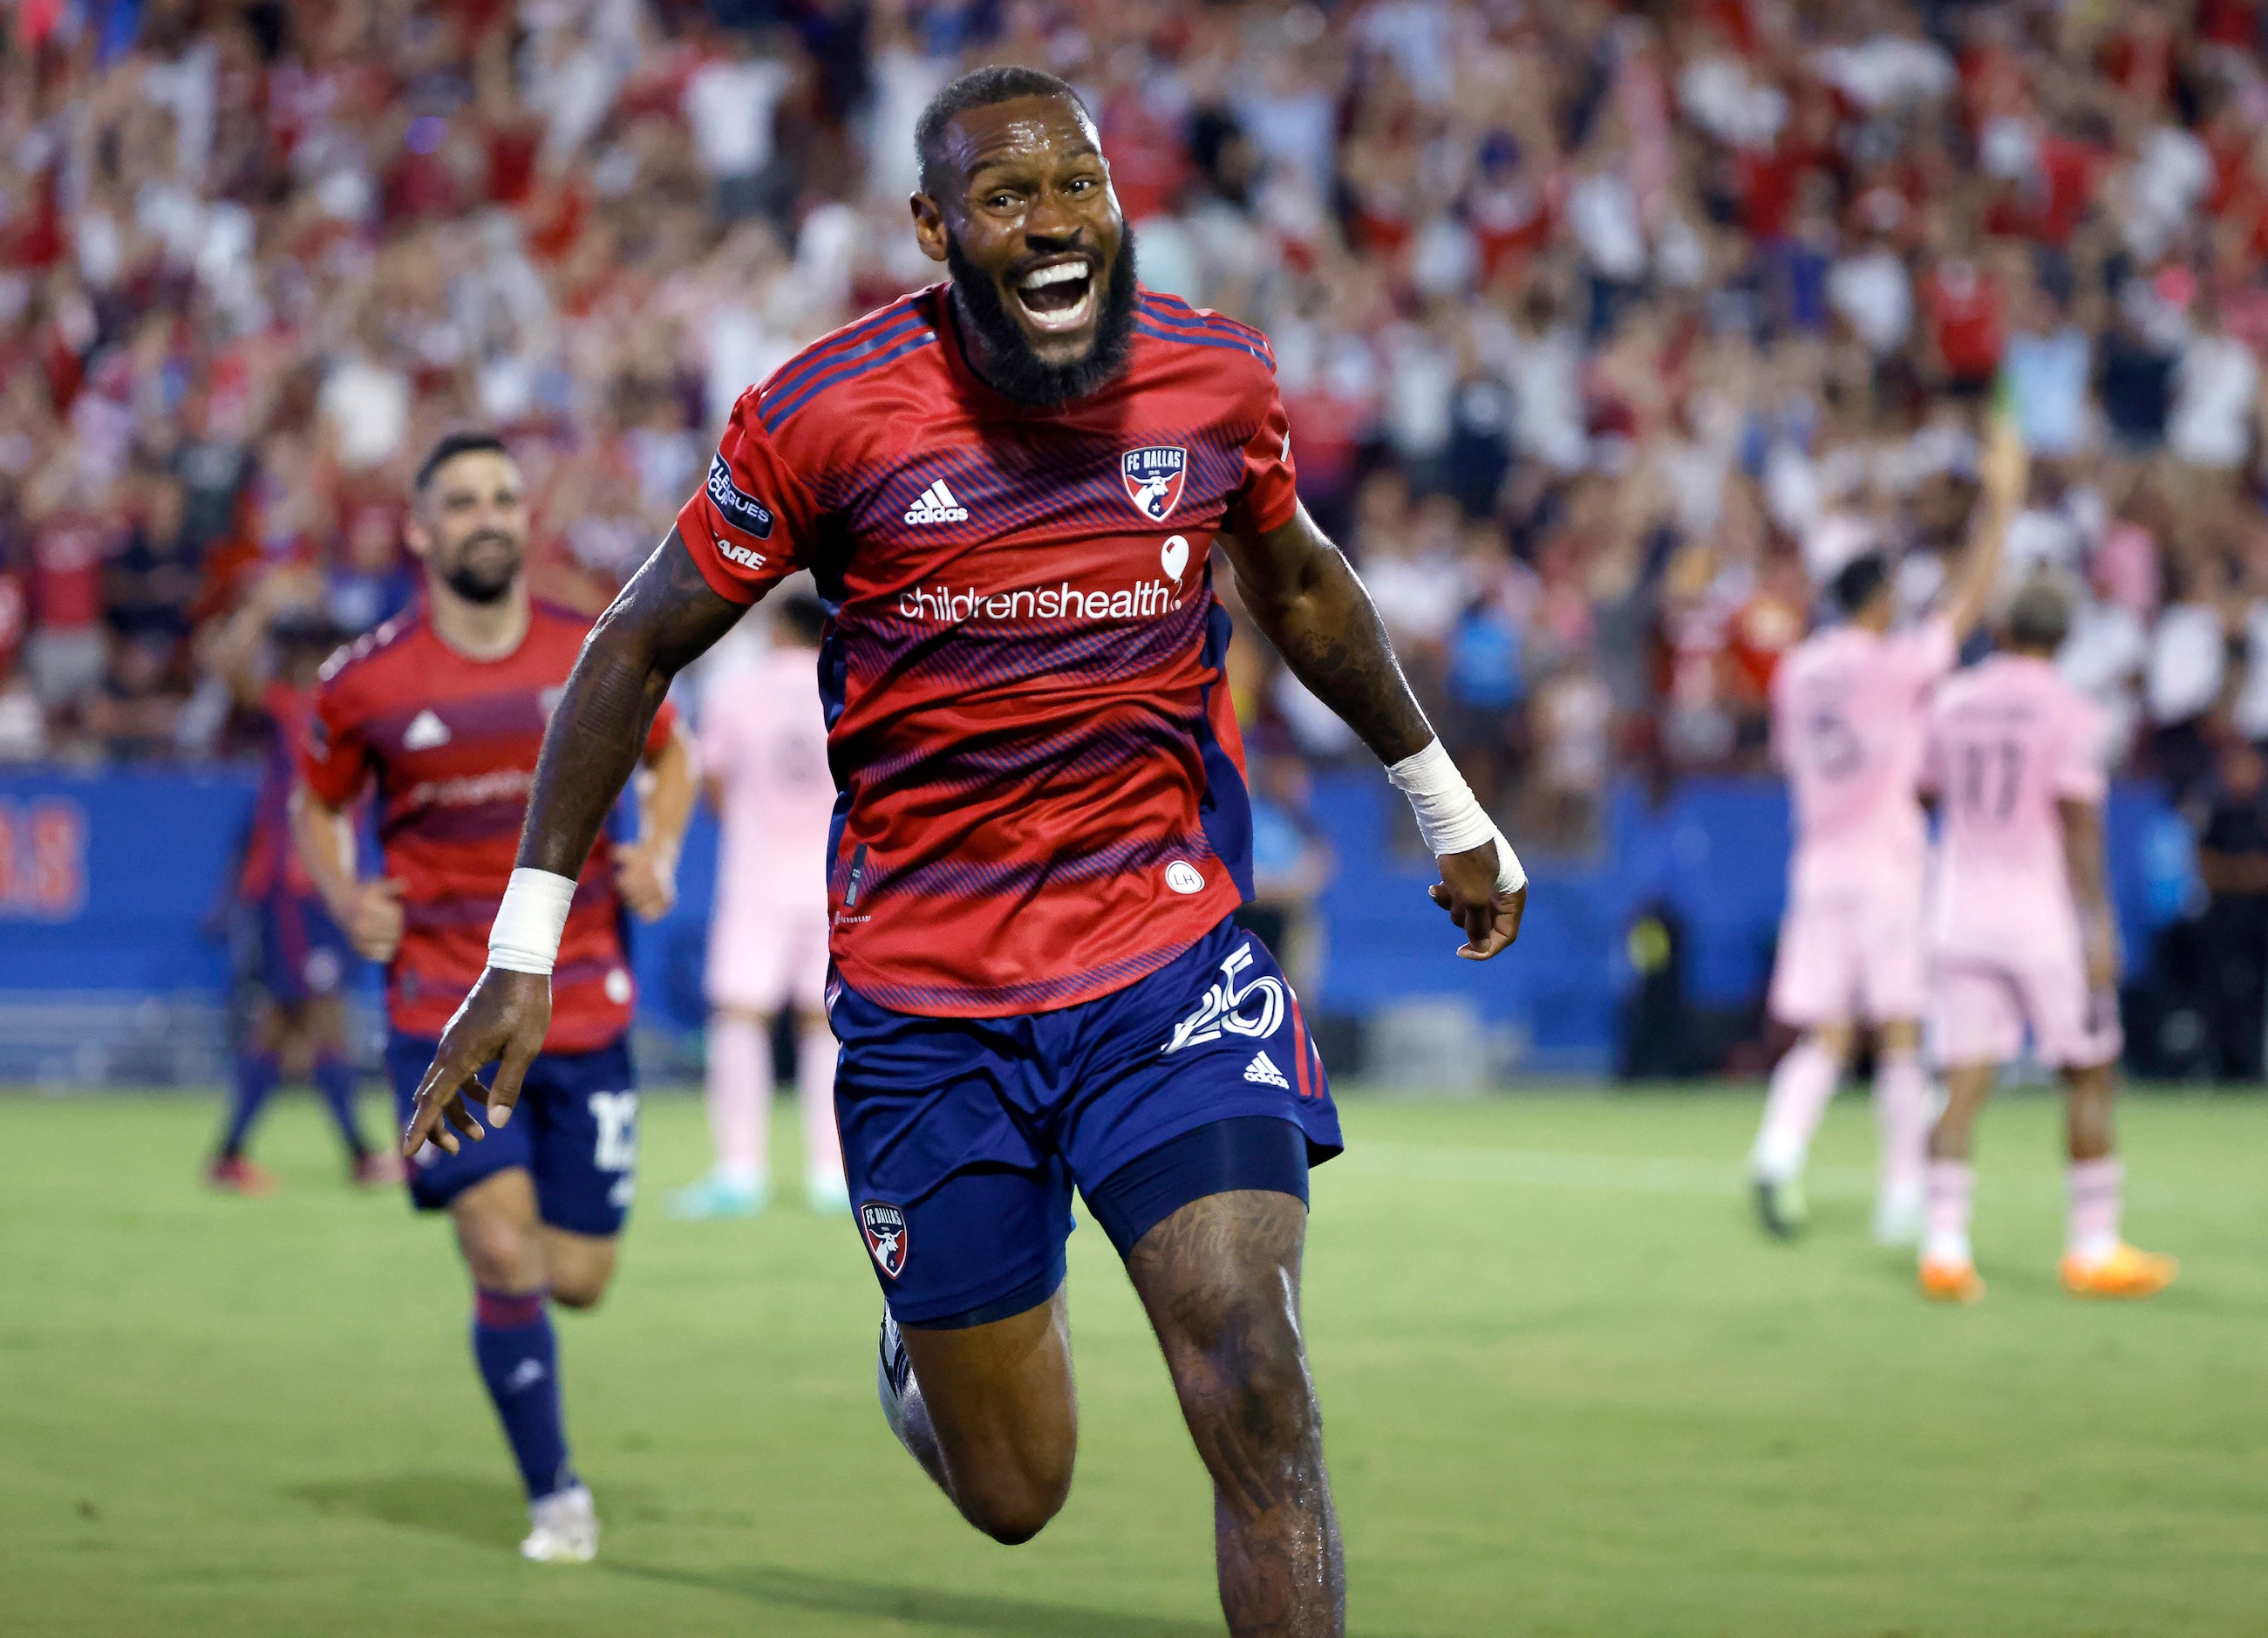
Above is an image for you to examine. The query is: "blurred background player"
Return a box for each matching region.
[671,590,848,1219]
[1748,420,2026,1243]
[205,569,391,1193]
[290,433,695,1561]
[1915,576,2177,1305]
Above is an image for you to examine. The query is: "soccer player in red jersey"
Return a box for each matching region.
[204,570,389,1193]
[293,433,695,1563]
[406,71,1522,1634]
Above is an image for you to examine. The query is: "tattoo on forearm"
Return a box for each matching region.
[514,531,744,877]
[1249,547,1434,766]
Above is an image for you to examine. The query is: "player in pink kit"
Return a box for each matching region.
[1748,423,2025,1243]
[1914,576,2177,1303]
[671,591,848,1218]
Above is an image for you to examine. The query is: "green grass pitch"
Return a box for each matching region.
[3,1085,2265,1637]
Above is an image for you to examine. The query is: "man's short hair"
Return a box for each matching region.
[2006,572,2074,652]
[414,431,511,495]
[1831,550,1890,617]
[915,65,1091,197]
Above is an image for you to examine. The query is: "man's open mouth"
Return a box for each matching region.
[1011,256,1098,333]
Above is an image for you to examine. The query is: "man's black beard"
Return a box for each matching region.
[440,536,521,605]
[947,227,1138,406]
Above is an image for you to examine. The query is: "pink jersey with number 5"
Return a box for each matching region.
[1770,616,1958,898]
[1923,653,2107,957]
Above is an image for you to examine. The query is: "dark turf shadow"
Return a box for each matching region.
[609,1561,1225,1638]
[291,1471,527,1552]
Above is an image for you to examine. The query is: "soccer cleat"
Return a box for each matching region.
[2060,1242,2178,1300]
[876,1309,914,1453]
[208,1156,278,1196]
[351,1152,404,1188]
[666,1174,766,1219]
[520,1483,598,1563]
[1918,1257,1985,1304]
[1872,1180,1925,1247]
[1751,1174,1808,1239]
[806,1169,851,1216]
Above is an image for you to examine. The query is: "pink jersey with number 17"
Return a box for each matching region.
[1769,616,1958,898]
[1923,653,2107,958]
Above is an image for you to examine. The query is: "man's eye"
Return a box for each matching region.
[1067,178,1094,195]
[986,193,1019,210]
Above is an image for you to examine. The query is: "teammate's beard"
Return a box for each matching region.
[439,531,522,605]
[947,226,1138,406]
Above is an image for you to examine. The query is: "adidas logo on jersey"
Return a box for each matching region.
[1243,1050,1290,1088]
[904,480,969,524]
[403,709,451,750]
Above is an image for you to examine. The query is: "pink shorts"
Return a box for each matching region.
[706,898,831,1015]
[1931,947,2122,1070]
[1768,889,1926,1028]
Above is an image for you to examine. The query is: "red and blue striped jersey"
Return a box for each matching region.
[678,283,1298,1018]
[298,603,676,1051]
[240,679,321,902]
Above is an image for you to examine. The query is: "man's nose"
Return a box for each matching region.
[1023,188,1081,243]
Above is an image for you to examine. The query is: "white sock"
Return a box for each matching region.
[2066,1157,2124,1264]
[707,1013,771,1187]
[798,1027,843,1187]
[1752,1038,1841,1181]
[1873,1051,1930,1203]
[1924,1159,1974,1266]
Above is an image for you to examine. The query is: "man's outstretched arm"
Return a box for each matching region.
[404,531,744,1155]
[1218,503,1525,959]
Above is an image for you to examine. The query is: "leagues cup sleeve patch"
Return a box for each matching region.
[861,1201,909,1278]
[705,454,776,540]
[1120,446,1188,522]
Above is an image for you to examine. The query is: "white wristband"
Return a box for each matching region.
[487,867,577,976]
[1386,739,1528,896]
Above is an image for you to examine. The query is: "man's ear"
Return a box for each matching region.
[403,514,432,563]
[910,192,950,265]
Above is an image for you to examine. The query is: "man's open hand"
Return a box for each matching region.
[1428,839,1527,960]
[403,967,552,1157]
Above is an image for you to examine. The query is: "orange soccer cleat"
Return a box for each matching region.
[2060,1243,2179,1300]
[1918,1257,1985,1304]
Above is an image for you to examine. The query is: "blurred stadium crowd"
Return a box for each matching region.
[8,0,2268,1070]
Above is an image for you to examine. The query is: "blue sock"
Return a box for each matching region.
[472,1290,575,1501]
[311,1054,370,1158]
[220,1052,280,1158]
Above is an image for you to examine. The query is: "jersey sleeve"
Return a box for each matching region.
[1224,377,1300,539]
[676,389,821,605]
[1904,616,1958,685]
[299,673,371,808]
[642,695,678,761]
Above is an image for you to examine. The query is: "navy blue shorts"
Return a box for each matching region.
[385,1032,640,1237]
[830,917,1341,1327]
[258,891,351,1007]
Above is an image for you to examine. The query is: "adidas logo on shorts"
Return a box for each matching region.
[1243,1050,1290,1088]
[904,479,970,524]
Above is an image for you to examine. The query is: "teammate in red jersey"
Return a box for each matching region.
[405,70,1522,1635]
[292,433,695,1563]
[204,569,391,1193]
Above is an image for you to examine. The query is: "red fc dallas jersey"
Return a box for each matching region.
[298,603,678,1051]
[677,283,1296,1018]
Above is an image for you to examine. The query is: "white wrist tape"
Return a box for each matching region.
[487,868,577,976]
[1386,739,1528,896]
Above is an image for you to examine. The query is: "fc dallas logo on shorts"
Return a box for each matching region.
[1121,446,1188,522]
[861,1201,909,1279]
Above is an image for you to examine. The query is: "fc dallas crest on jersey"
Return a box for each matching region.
[1121,446,1188,522]
[861,1201,909,1278]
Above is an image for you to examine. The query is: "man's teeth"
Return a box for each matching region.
[1019,263,1089,290]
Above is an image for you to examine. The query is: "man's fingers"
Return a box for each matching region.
[439,1087,487,1143]
[486,1038,537,1129]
